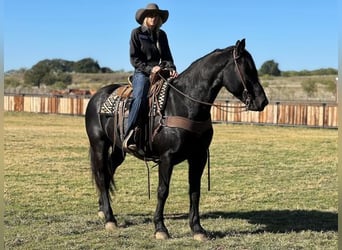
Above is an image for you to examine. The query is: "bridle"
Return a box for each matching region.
[160,47,252,113]
[233,48,252,109]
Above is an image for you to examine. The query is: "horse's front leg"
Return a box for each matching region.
[153,159,174,240]
[188,153,208,241]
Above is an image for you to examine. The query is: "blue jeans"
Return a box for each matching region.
[126,71,150,134]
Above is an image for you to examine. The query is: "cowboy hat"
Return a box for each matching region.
[135,3,169,25]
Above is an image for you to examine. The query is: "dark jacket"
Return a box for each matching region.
[129,25,176,75]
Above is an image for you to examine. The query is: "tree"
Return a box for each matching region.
[24,60,72,87]
[259,60,281,76]
[74,58,100,73]
[47,59,74,72]
[24,62,50,87]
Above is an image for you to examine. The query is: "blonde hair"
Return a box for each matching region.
[143,15,163,30]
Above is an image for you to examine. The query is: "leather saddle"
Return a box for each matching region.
[100,70,171,161]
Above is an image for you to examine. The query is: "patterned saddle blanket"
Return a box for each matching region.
[98,76,170,161]
[99,79,169,117]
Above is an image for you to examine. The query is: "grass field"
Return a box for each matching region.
[4,112,337,249]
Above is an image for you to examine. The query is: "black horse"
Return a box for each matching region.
[85,39,268,240]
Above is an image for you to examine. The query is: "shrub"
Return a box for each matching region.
[301,79,317,97]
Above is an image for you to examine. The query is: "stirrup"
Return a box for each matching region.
[123,130,135,152]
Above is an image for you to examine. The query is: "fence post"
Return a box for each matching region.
[276,101,280,125]
[322,103,326,128]
[225,100,229,124]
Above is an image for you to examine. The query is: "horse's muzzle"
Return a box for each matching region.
[248,96,268,111]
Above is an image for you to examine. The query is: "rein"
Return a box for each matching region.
[159,47,251,114]
[166,81,246,113]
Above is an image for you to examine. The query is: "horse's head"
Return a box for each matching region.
[223,39,268,111]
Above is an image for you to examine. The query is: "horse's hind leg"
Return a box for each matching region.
[100,146,124,215]
[90,142,124,231]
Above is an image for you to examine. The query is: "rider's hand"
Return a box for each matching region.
[169,69,178,78]
[151,66,161,74]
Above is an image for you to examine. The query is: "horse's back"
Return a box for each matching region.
[85,84,124,139]
[86,84,124,113]
[91,84,124,101]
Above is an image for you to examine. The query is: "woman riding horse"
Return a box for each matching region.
[85,38,268,240]
[124,3,178,152]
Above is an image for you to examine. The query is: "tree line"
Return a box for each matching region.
[259,60,337,77]
[22,58,113,88]
[5,58,338,89]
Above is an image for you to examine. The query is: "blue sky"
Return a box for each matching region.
[4,0,338,72]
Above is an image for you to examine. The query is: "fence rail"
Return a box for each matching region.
[4,94,338,128]
[211,101,338,128]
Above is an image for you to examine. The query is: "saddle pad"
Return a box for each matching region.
[99,86,132,115]
[99,80,169,116]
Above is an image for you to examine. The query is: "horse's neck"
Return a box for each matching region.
[167,55,230,120]
[176,75,222,103]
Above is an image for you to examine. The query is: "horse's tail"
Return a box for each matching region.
[86,84,124,198]
[89,146,116,196]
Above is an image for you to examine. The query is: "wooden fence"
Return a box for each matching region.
[4,94,338,128]
[211,100,338,128]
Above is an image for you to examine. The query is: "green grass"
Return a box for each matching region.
[4,112,337,249]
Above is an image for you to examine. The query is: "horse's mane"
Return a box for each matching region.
[180,45,235,75]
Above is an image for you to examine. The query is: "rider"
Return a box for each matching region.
[123,3,178,152]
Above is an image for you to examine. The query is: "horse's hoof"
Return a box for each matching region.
[155,231,170,240]
[193,233,208,242]
[105,222,117,231]
[98,211,105,219]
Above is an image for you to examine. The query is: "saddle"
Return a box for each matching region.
[99,70,170,161]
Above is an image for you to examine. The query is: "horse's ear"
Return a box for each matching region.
[235,38,246,55]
